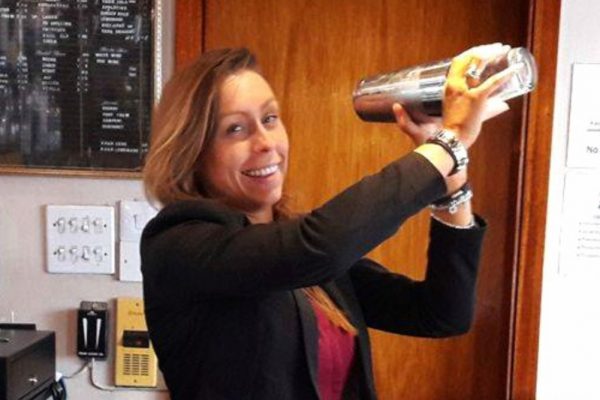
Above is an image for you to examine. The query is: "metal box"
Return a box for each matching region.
[0,330,55,400]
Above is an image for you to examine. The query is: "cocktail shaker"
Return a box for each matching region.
[352,47,537,123]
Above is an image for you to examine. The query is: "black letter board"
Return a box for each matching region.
[0,0,154,173]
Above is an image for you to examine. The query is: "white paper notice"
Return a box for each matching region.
[559,172,600,273]
[566,64,600,168]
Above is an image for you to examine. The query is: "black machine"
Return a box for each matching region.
[0,326,56,400]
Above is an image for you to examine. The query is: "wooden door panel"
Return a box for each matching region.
[202,1,530,398]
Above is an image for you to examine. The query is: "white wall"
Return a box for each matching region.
[0,3,174,398]
[0,175,168,399]
[537,0,600,398]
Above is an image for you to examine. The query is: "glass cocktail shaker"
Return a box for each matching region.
[352,47,537,123]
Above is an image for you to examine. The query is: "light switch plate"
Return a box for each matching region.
[119,241,142,282]
[46,205,115,274]
[119,200,157,242]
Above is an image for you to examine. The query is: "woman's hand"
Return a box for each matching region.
[394,44,514,183]
[442,43,517,148]
[393,104,467,192]
[392,104,441,146]
[392,97,509,191]
[394,43,515,226]
[393,97,509,148]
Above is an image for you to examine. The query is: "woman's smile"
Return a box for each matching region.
[241,163,281,178]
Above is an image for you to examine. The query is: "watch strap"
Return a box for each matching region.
[426,129,469,175]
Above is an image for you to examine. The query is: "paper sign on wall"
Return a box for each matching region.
[559,172,600,273]
[567,64,600,168]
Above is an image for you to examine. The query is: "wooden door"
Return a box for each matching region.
[179,1,531,398]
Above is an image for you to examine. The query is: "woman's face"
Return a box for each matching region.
[200,70,289,221]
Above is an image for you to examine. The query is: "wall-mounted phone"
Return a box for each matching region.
[77,301,108,358]
[114,297,158,388]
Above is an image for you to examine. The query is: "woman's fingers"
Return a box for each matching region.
[474,63,519,97]
[393,103,420,135]
[393,103,440,145]
[450,44,505,75]
[457,42,503,57]
[449,43,511,87]
[441,43,515,147]
[481,98,510,121]
[447,54,481,84]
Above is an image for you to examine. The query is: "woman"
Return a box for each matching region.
[141,45,514,400]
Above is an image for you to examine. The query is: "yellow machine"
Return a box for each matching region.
[114,297,158,387]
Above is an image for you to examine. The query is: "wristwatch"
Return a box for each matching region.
[426,129,469,175]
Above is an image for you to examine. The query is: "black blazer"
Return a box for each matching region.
[141,153,486,400]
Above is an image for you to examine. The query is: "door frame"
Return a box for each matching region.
[510,0,561,399]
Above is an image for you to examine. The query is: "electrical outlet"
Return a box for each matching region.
[46,205,115,274]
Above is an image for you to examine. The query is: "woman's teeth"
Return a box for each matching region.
[243,164,278,177]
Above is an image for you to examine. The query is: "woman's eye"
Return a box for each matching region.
[226,124,244,135]
[263,114,278,126]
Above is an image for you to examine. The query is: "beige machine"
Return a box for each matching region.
[115,297,158,387]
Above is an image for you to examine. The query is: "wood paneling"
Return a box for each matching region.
[511,1,561,399]
[175,1,203,69]
[202,1,529,399]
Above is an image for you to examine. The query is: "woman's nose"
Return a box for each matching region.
[253,126,276,152]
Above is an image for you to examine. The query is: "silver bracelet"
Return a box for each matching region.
[431,213,477,229]
[430,183,473,214]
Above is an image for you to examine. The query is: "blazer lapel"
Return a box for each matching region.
[292,289,320,399]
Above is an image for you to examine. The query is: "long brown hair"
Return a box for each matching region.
[144,48,257,206]
[143,48,356,335]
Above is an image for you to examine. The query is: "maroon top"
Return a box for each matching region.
[310,301,356,400]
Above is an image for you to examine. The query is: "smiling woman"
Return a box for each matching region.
[140,46,512,400]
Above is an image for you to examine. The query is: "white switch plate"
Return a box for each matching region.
[119,200,157,242]
[46,205,115,274]
[119,241,142,282]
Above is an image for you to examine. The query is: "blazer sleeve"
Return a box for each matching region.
[349,216,486,337]
[141,152,446,297]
